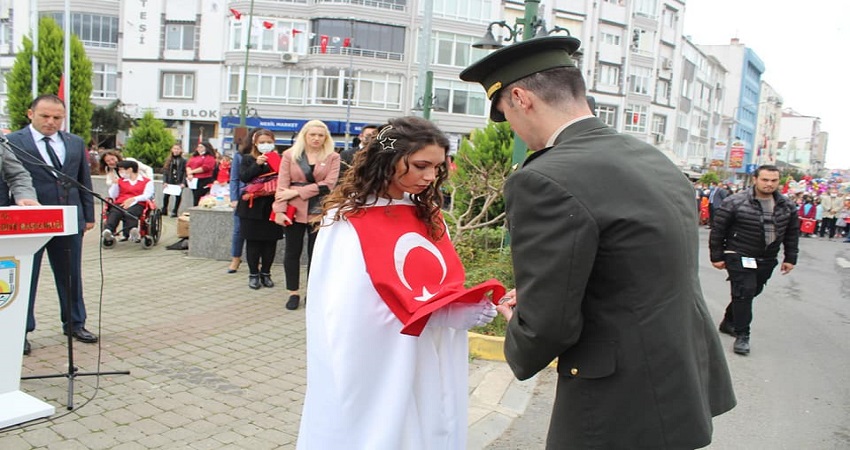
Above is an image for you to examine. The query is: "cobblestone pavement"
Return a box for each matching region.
[0,213,537,449]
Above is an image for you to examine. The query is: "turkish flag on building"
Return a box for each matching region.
[262,21,274,30]
[319,35,329,53]
[343,37,351,47]
[292,28,303,37]
[348,205,504,336]
[229,8,242,20]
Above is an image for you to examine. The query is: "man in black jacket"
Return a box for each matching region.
[710,164,799,355]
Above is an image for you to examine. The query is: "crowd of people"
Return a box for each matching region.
[696,179,850,242]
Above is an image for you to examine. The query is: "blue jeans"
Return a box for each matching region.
[231,213,245,258]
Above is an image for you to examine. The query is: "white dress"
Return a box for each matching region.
[296,196,469,450]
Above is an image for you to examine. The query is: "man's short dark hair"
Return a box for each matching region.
[505,67,587,109]
[753,165,780,178]
[30,94,65,110]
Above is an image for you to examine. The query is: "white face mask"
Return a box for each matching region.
[257,143,276,154]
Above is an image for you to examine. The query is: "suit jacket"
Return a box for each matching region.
[273,150,340,224]
[5,127,94,230]
[0,141,37,204]
[504,117,735,449]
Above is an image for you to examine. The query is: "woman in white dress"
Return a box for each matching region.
[296,116,502,450]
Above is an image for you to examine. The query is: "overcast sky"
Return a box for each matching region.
[682,0,850,170]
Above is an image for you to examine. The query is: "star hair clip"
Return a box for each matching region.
[377,125,397,153]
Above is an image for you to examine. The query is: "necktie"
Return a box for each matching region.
[42,136,62,170]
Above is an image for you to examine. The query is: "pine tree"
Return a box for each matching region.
[123,111,175,168]
[443,121,514,243]
[5,17,93,142]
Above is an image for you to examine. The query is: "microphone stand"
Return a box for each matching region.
[1,135,131,410]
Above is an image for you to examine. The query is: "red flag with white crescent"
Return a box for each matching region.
[320,35,329,54]
[348,205,504,336]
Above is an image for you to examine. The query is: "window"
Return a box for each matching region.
[652,114,667,143]
[430,32,488,68]
[355,71,402,109]
[315,69,342,105]
[628,66,652,95]
[317,0,405,10]
[431,0,495,23]
[230,19,309,54]
[433,79,486,116]
[680,77,692,99]
[630,28,652,55]
[43,12,119,48]
[161,72,194,99]
[92,63,117,98]
[656,79,670,104]
[663,8,678,28]
[596,105,617,128]
[166,23,195,50]
[598,64,620,86]
[624,104,648,133]
[634,0,657,18]
[600,32,620,46]
[227,66,307,105]
[311,19,405,59]
[0,20,12,50]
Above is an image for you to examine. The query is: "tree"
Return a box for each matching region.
[123,112,175,168]
[443,121,514,244]
[5,17,93,142]
[91,100,133,148]
[698,172,721,186]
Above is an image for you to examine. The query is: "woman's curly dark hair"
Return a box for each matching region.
[322,116,450,239]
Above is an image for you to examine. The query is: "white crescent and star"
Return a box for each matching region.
[393,232,447,302]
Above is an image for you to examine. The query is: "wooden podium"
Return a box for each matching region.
[0,206,77,428]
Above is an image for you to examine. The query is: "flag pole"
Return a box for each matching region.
[30,0,38,98]
[63,0,71,131]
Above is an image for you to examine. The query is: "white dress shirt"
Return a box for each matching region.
[28,125,66,169]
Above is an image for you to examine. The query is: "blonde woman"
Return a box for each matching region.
[273,120,340,310]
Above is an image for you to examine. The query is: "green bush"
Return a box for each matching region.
[457,227,514,337]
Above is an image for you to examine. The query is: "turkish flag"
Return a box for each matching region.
[348,205,504,336]
[292,28,303,36]
[320,35,329,53]
[57,73,65,101]
[229,8,242,20]
[343,37,351,47]
[262,21,274,30]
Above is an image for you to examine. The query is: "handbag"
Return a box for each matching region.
[296,155,325,215]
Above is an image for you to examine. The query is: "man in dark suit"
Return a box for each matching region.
[338,124,377,177]
[461,37,736,448]
[6,94,97,355]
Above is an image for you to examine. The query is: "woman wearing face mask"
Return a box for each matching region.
[272,120,340,310]
[237,128,284,289]
[186,142,217,206]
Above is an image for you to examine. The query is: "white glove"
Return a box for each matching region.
[429,299,498,330]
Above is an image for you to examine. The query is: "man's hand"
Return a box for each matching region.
[780,262,795,274]
[15,199,40,206]
[712,261,726,270]
[496,288,517,322]
[84,222,95,232]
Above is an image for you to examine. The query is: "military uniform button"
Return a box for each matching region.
[570,368,578,376]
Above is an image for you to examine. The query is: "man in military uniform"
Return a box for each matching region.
[460,36,736,449]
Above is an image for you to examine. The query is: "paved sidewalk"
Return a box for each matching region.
[0,214,537,449]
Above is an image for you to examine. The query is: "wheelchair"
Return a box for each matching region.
[101,199,163,249]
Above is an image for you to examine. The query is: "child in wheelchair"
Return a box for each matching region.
[102,160,154,244]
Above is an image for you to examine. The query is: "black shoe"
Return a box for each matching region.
[260,273,274,288]
[170,212,178,218]
[286,294,300,310]
[249,275,261,290]
[65,327,99,343]
[23,337,31,355]
[718,320,736,336]
[733,335,750,355]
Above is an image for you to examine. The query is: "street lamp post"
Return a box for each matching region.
[472,0,571,166]
[235,0,256,145]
